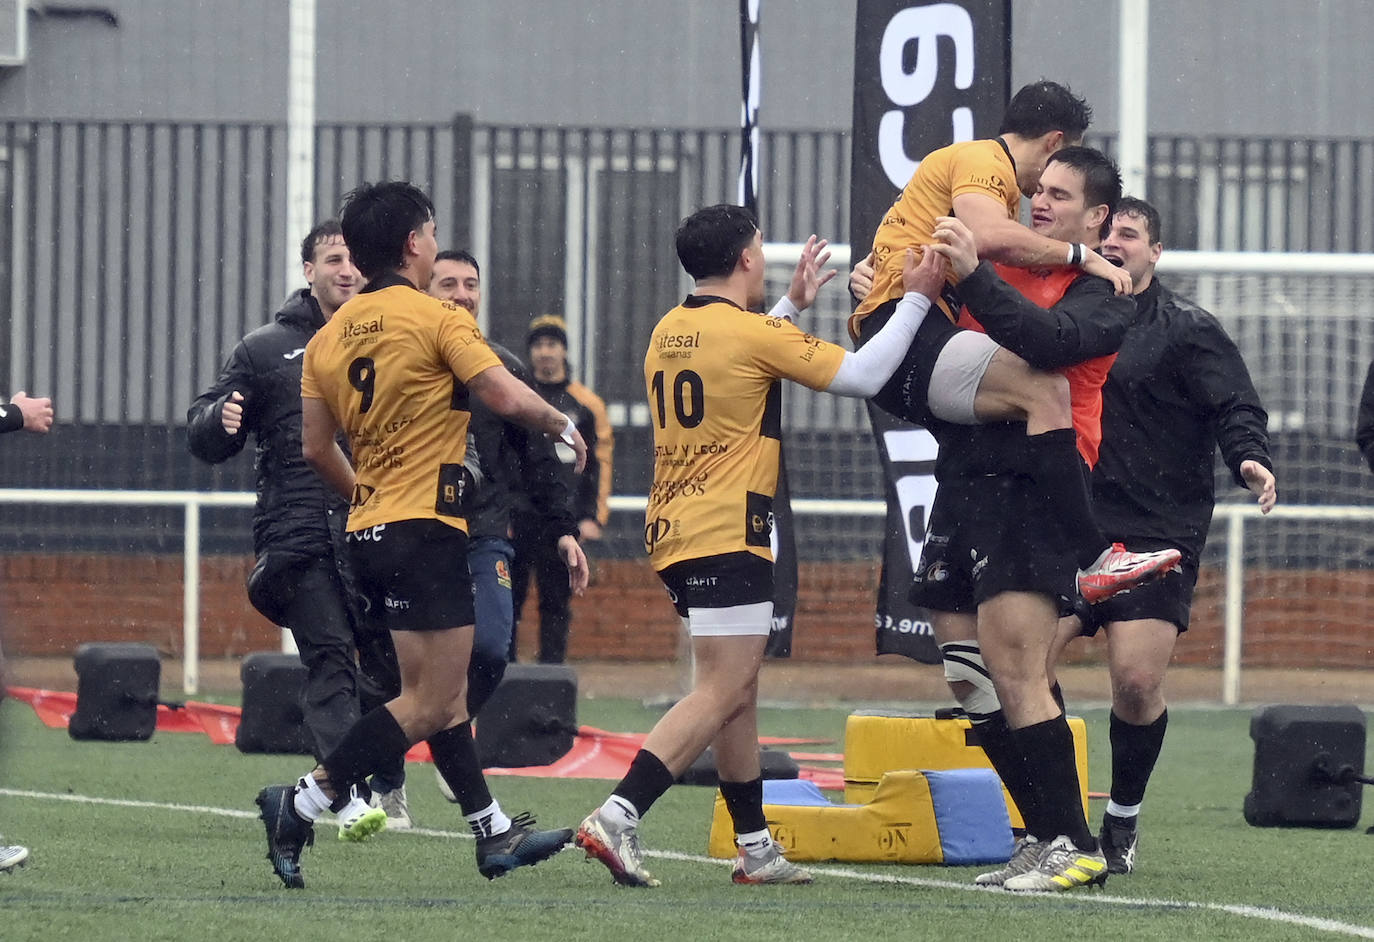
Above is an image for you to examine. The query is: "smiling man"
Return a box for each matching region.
[255,182,588,890]
[1049,196,1276,876]
[188,219,402,841]
[908,146,1140,893]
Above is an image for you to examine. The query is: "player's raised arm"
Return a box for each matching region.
[952,191,1131,296]
[823,247,945,398]
[766,234,838,321]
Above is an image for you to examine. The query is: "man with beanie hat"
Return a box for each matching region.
[513,314,613,663]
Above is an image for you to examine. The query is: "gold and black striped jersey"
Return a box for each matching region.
[850,138,1020,339]
[302,273,501,533]
[642,295,845,569]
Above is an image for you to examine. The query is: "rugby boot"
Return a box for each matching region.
[1077,544,1181,605]
[1099,815,1139,874]
[974,835,1047,887]
[373,785,413,830]
[256,784,315,889]
[0,841,28,874]
[731,843,813,885]
[575,808,660,887]
[475,811,572,879]
[337,784,387,842]
[1002,835,1108,892]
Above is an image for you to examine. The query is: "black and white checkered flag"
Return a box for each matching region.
[738,0,761,213]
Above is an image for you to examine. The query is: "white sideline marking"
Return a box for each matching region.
[3,788,1372,938]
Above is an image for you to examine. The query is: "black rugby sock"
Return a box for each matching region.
[719,777,767,835]
[466,653,508,718]
[971,711,1038,836]
[319,707,412,803]
[1109,709,1169,808]
[1014,714,1096,851]
[612,749,676,819]
[428,722,493,816]
[1025,429,1109,570]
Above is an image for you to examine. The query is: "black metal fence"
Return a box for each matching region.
[0,118,1371,557]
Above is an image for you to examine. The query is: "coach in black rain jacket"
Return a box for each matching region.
[187,288,348,582]
[1093,278,1272,558]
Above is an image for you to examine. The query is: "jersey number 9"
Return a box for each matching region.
[348,357,376,413]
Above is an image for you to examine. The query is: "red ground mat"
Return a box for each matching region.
[5,685,844,788]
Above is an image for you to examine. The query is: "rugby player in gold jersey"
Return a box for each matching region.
[575,203,951,887]
[255,181,587,889]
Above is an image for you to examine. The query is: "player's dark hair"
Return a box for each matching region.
[675,204,759,281]
[300,218,344,265]
[1046,146,1122,240]
[339,181,435,279]
[1115,196,1162,245]
[436,248,480,278]
[999,80,1092,142]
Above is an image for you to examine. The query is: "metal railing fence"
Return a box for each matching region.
[0,487,1360,705]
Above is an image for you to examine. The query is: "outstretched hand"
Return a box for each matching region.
[1240,459,1277,514]
[785,234,839,313]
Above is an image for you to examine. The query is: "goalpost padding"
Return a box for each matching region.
[707,770,1013,865]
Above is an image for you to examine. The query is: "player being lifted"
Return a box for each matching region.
[575,204,950,887]
[852,80,1176,602]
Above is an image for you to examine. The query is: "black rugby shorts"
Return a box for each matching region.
[909,474,1077,613]
[347,518,475,631]
[656,551,774,618]
[859,296,961,429]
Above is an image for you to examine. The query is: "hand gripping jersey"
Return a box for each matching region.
[850,138,1020,340]
[958,264,1117,468]
[301,273,501,533]
[642,295,845,570]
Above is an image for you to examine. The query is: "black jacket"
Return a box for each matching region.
[467,343,578,545]
[930,264,1134,481]
[529,374,602,523]
[187,289,346,564]
[1356,360,1374,473]
[1092,278,1272,556]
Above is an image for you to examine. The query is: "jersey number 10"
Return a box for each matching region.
[651,369,705,429]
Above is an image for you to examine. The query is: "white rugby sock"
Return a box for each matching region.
[600,795,640,829]
[736,827,773,858]
[1105,800,1141,820]
[293,775,331,822]
[466,800,512,838]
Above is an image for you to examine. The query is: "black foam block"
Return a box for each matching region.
[475,663,577,768]
[69,642,160,741]
[1244,704,1367,828]
[235,651,313,755]
[677,747,800,787]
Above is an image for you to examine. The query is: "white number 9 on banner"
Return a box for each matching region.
[881,426,939,569]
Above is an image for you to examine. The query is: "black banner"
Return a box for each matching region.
[849,0,1011,662]
[738,0,795,658]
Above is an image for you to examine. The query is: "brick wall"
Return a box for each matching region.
[1,554,1370,669]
